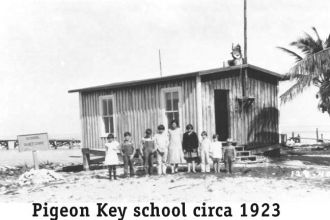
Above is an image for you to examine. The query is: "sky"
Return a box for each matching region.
[0,0,330,139]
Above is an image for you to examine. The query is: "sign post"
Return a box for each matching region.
[17,133,49,170]
[32,150,39,170]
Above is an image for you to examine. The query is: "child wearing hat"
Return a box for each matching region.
[104,133,121,180]
[223,138,236,174]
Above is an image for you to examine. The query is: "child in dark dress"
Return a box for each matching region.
[182,124,199,173]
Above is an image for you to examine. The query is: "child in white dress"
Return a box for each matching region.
[167,120,184,173]
[154,124,169,175]
[210,134,223,173]
[199,131,211,173]
[104,134,121,180]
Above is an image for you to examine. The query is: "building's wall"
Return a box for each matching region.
[246,72,279,146]
[79,69,279,149]
[201,69,279,146]
[201,71,243,143]
[80,77,197,149]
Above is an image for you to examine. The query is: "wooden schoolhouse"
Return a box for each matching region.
[69,64,283,155]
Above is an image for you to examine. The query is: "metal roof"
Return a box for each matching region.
[68,64,283,93]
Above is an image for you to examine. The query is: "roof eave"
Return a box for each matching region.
[68,64,284,93]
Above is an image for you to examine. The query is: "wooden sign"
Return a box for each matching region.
[17,133,50,152]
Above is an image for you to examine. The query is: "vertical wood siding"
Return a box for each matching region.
[201,73,243,142]
[79,70,279,149]
[201,71,279,146]
[80,77,197,149]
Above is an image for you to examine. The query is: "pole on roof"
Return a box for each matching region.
[241,0,248,145]
[159,49,163,77]
[244,0,247,64]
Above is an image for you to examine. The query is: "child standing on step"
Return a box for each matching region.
[223,138,236,174]
[210,134,223,173]
[104,134,121,180]
[199,131,211,173]
[121,132,135,177]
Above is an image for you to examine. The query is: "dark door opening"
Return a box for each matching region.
[214,90,230,141]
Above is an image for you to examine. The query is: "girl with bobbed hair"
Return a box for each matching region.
[182,124,199,173]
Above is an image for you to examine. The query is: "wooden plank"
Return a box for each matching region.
[196,76,203,136]
[80,93,86,148]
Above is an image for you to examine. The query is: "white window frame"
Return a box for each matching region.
[99,95,116,137]
[160,87,182,129]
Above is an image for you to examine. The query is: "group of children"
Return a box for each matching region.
[104,120,236,180]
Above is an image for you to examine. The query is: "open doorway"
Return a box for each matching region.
[214,90,230,141]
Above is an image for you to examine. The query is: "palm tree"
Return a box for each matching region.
[278,27,330,114]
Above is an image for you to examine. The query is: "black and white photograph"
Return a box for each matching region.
[0,0,330,219]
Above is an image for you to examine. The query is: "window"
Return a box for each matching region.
[162,87,181,128]
[99,95,116,135]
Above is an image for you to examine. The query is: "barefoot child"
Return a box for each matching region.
[104,134,121,180]
[210,134,222,173]
[141,129,156,175]
[121,132,135,177]
[199,131,211,173]
[224,138,236,174]
[154,124,169,175]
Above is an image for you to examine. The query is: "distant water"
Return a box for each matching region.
[2,126,328,144]
[280,124,330,143]
[0,133,81,140]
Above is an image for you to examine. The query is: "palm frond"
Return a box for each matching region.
[281,48,330,104]
[317,76,330,113]
[312,27,323,46]
[325,34,330,48]
[277,46,303,62]
[291,34,323,55]
[280,75,314,104]
[289,48,330,78]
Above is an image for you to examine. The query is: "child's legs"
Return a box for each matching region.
[161,152,167,174]
[156,152,162,174]
[128,156,134,176]
[228,158,232,173]
[200,150,206,172]
[148,152,154,174]
[123,155,129,176]
[174,163,178,172]
[205,151,210,165]
[187,162,191,172]
[224,158,228,172]
[200,150,206,164]
[108,165,112,179]
[212,159,217,172]
[113,166,117,179]
[192,160,196,171]
[143,150,149,173]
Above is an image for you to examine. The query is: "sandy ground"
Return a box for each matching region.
[1,149,330,203]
